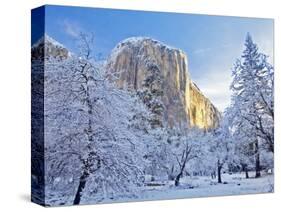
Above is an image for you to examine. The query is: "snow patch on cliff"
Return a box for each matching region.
[109,36,186,62]
[32,34,74,58]
[32,34,65,49]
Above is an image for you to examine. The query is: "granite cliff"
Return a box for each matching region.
[31,35,70,60]
[106,37,220,130]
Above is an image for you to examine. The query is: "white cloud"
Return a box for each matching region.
[193,44,234,56]
[193,47,211,55]
[61,19,82,38]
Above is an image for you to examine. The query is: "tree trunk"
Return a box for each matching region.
[242,164,249,179]
[174,173,181,186]
[73,79,94,205]
[245,168,249,179]
[73,170,89,205]
[211,171,216,179]
[254,141,261,178]
[217,160,222,183]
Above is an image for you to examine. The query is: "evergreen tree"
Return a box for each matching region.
[137,59,165,128]
[228,33,274,178]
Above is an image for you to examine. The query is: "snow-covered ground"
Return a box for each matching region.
[75,172,273,206]
[136,172,273,202]
[45,170,273,206]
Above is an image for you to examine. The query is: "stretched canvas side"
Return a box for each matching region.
[31,6,46,206]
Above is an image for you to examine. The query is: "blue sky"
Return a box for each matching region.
[32,5,274,111]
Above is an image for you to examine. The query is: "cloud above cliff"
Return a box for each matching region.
[61,19,82,38]
[193,47,212,55]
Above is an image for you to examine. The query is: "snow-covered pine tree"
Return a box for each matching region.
[229,33,274,178]
[137,59,165,128]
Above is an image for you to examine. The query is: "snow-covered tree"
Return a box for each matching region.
[44,33,152,205]
[142,128,171,181]
[192,132,217,178]
[208,119,234,183]
[167,128,203,186]
[137,59,165,128]
[228,33,274,178]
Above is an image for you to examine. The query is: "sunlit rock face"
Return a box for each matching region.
[189,83,220,129]
[106,37,220,130]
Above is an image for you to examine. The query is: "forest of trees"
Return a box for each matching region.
[33,33,274,205]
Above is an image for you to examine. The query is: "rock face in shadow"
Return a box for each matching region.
[31,35,70,60]
[106,37,220,130]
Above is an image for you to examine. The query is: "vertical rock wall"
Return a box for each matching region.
[107,37,221,130]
